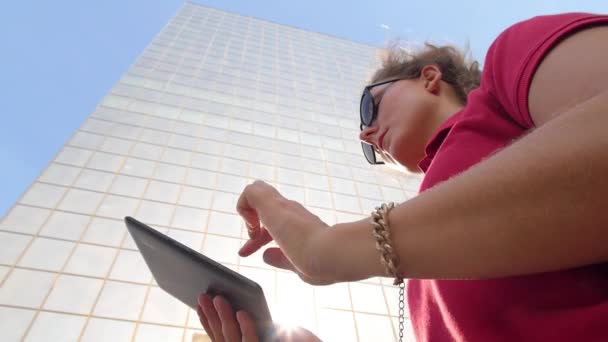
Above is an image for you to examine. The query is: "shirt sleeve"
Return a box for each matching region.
[479,13,608,130]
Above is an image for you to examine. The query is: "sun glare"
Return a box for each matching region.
[272,304,303,332]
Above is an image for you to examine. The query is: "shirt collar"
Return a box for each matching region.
[418,111,463,172]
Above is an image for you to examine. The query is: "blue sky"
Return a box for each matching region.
[1,1,607,217]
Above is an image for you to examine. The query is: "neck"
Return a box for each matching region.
[406,97,463,173]
[436,97,464,128]
[420,96,464,151]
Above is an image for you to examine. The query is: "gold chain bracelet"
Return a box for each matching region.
[371,202,403,284]
[371,202,406,342]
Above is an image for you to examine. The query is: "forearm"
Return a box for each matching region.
[321,91,608,281]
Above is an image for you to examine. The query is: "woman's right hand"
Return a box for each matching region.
[236,180,336,285]
[197,294,321,342]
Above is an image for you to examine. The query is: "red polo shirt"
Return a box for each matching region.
[411,13,608,341]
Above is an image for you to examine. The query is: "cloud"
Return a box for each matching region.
[379,23,390,30]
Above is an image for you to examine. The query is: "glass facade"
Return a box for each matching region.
[0,3,421,341]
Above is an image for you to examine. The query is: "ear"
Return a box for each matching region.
[420,65,442,94]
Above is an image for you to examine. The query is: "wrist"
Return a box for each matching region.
[303,226,341,284]
[314,219,387,283]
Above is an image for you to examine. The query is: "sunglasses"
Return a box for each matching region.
[359,77,403,165]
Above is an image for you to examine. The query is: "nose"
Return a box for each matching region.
[359,125,380,147]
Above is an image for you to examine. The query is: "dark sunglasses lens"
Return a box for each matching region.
[361,142,377,164]
[360,91,374,126]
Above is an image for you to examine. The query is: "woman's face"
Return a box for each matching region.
[359,77,441,172]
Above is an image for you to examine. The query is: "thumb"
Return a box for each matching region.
[263,248,333,286]
[262,248,298,272]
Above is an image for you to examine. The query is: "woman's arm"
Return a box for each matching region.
[238,27,608,283]
[322,88,608,281]
[318,26,608,282]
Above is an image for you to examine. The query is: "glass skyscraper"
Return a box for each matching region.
[0,3,421,341]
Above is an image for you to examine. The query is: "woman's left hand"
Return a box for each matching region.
[197,294,322,342]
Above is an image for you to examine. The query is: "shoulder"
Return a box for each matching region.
[480,13,608,128]
[482,12,604,86]
[528,23,608,126]
[486,12,601,61]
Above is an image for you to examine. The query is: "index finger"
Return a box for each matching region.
[238,228,273,257]
[236,183,262,232]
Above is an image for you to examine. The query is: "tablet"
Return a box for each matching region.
[124,216,274,340]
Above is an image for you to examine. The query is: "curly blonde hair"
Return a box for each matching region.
[371,43,481,104]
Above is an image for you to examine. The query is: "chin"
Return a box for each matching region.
[405,165,423,174]
[383,160,411,174]
[386,154,422,174]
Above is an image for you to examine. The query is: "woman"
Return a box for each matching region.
[198,12,608,341]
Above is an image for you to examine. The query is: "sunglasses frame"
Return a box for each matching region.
[359,77,404,165]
